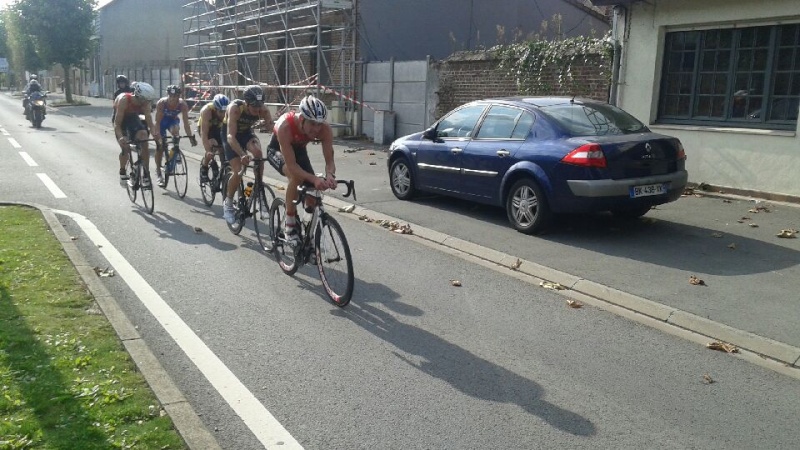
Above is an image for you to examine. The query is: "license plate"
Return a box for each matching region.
[629,183,669,198]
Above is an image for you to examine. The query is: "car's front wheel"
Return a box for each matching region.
[506,178,551,234]
[389,157,416,200]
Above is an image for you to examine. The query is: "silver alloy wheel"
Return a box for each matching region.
[510,184,538,228]
[392,162,411,196]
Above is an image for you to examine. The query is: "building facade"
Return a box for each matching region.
[597,0,800,198]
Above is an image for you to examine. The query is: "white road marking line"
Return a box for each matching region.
[19,152,38,166]
[36,173,66,198]
[1,128,9,136]
[8,138,22,148]
[54,209,303,450]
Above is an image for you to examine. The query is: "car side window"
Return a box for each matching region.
[436,105,487,138]
[475,105,534,139]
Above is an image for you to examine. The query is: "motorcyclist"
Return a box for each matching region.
[23,75,43,118]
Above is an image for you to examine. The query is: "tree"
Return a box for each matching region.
[17,0,96,102]
[2,7,44,89]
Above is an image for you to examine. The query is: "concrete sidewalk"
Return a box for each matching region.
[41,91,800,374]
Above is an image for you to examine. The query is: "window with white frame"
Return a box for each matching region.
[658,23,800,130]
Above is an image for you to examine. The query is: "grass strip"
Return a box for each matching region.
[0,205,186,449]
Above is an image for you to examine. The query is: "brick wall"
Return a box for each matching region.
[435,50,610,117]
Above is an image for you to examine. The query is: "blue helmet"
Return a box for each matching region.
[213,93,230,110]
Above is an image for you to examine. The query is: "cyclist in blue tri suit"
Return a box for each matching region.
[153,84,197,187]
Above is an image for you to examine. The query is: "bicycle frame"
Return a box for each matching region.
[291,180,357,265]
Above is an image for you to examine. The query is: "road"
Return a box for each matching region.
[1,93,799,449]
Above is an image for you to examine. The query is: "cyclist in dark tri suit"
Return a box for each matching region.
[153,84,197,187]
[114,81,159,185]
[221,85,274,224]
[266,94,337,244]
[111,75,134,124]
[198,93,229,183]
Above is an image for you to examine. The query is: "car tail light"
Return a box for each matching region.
[677,142,686,160]
[561,143,607,168]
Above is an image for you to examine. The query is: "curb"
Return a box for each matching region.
[1,202,221,450]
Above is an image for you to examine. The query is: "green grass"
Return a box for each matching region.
[0,206,186,450]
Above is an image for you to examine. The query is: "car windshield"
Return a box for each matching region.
[540,102,647,136]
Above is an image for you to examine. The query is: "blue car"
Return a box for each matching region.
[387,97,688,234]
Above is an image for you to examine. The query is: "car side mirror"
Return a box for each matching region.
[422,126,443,143]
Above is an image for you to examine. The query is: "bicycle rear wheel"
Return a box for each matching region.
[270,197,300,275]
[172,149,188,198]
[125,158,137,203]
[253,183,276,252]
[315,215,354,306]
[140,164,154,215]
[225,171,245,235]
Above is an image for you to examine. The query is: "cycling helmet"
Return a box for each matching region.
[131,81,157,101]
[212,93,230,110]
[30,74,38,80]
[166,84,180,96]
[116,74,128,84]
[242,85,264,107]
[298,95,328,123]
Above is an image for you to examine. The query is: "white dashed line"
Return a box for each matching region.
[8,138,21,148]
[54,210,303,450]
[19,151,38,166]
[1,128,9,136]
[36,173,67,198]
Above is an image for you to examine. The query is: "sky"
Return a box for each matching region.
[0,0,113,10]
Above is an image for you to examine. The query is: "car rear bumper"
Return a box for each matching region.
[567,170,688,198]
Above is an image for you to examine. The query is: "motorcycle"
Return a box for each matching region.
[26,91,47,128]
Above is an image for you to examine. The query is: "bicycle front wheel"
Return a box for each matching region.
[140,164,154,215]
[316,215,354,306]
[225,171,245,235]
[253,183,276,252]
[125,158,137,203]
[270,197,300,275]
[199,169,216,207]
[172,150,188,198]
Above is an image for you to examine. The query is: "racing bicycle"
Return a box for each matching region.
[224,157,277,252]
[199,144,226,207]
[159,135,191,198]
[269,179,357,307]
[124,138,156,214]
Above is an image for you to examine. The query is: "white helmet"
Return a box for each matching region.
[131,81,157,101]
[299,95,328,123]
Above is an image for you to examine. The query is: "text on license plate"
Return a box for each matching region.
[629,183,669,198]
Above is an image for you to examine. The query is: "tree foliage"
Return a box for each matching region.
[494,33,613,95]
[2,7,44,87]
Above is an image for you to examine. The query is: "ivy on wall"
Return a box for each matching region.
[494,33,613,95]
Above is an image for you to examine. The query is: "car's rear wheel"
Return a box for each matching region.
[506,178,551,234]
[389,157,416,200]
[611,205,652,219]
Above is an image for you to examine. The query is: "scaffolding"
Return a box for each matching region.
[182,0,357,119]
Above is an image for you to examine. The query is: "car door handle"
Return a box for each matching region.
[496,150,510,157]
[451,147,463,154]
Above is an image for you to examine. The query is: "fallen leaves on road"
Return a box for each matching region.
[377,220,413,234]
[343,148,358,153]
[450,279,462,287]
[776,229,798,238]
[70,236,78,241]
[706,341,739,353]
[711,232,724,238]
[276,186,285,191]
[358,214,373,223]
[539,281,566,290]
[338,205,356,213]
[727,243,736,249]
[193,227,203,233]
[567,300,583,308]
[722,199,732,203]
[369,162,377,165]
[510,258,522,270]
[738,216,751,222]
[93,267,115,277]
[702,374,715,384]
[748,223,759,228]
[748,205,771,214]
[689,275,706,286]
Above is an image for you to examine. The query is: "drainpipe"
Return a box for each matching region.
[609,5,626,106]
